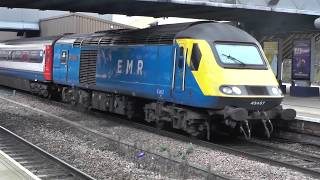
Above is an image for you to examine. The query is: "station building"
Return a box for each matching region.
[0,8,131,40]
[39,13,133,37]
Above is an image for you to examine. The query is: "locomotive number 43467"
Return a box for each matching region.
[250,101,266,106]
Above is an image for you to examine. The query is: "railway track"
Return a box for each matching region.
[0,88,319,178]
[222,140,320,178]
[0,125,95,180]
[125,120,320,178]
[0,88,232,180]
[83,109,320,178]
[274,131,320,148]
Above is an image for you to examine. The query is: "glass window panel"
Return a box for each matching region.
[215,43,265,66]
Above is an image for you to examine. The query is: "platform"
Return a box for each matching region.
[0,150,39,180]
[282,95,320,123]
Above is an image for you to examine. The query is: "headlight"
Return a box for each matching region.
[221,86,233,94]
[232,86,242,95]
[271,87,279,95]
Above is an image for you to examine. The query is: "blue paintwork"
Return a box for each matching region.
[53,43,80,86]
[96,45,172,100]
[94,44,217,108]
[51,41,219,109]
[0,67,45,81]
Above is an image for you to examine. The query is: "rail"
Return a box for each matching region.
[0,126,95,180]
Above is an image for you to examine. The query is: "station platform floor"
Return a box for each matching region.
[0,150,39,180]
[282,95,320,122]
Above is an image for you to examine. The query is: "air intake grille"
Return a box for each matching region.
[73,34,175,47]
[79,50,97,85]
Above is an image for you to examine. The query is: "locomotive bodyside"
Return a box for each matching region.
[94,44,217,108]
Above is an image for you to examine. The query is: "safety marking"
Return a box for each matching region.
[282,104,320,123]
[296,115,320,123]
[282,103,320,109]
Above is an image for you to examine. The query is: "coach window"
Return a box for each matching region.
[0,50,8,61]
[11,51,22,62]
[60,50,68,64]
[29,50,42,63]
[190,43,202,71]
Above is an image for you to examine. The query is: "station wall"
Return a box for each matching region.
[40,13,134,37]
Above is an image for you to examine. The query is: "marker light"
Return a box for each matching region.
[221,86,233,94]
[232,86,242,95]
[271,87,279,95]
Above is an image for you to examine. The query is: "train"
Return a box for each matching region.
[0,21,296,140]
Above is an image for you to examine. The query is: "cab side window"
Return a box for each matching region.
[190,43,202,71]
[60,50,68,64]
[178,47,184,69]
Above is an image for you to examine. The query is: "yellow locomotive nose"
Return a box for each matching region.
[176,38,281,98]
[176,36,294,140]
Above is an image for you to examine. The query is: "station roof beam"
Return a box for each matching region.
[1,0,320,33]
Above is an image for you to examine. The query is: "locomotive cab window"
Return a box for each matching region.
[178,47,184,69]
[60,50,68,64]
[214,43,266,69]
[190,43,202,71]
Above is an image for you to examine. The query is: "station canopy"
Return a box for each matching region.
[0,0,320,33]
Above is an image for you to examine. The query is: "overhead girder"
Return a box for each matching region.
[0,0,318,33]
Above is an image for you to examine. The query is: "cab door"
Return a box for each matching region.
[60,49,69,82]
[53,44,70,84]
[174,44,187,93]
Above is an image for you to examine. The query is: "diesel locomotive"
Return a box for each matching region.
[0,22,296,139]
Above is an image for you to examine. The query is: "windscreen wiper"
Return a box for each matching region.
[222,54,246,66]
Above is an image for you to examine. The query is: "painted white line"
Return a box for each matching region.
[283,105,320,122]
[296,115,320,123]
[282,103,320,109]
[0,150,41,180]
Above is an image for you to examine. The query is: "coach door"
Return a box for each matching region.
[173,44,187,93]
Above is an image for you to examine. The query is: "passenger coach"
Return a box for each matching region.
[0,36,60,97]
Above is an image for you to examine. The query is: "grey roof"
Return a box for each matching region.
[55,22,259,47]
[176,22,258,43]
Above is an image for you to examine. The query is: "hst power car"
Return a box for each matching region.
[0,22,296,139]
